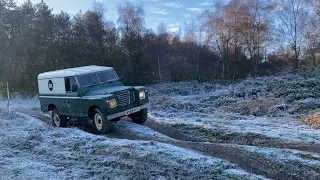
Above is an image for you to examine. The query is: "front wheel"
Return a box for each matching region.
[130,108,147,124]
[52,109,68,127]
[91,108,112,134]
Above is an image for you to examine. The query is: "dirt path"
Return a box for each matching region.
[144,120,320,153]
[19,108,320,180]
[172,141,320,180]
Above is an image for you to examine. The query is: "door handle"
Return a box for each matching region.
[66,100,70,108]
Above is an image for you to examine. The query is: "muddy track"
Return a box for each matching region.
[171,141,320,180]
[20,109,320,179]
[144,120,320,154]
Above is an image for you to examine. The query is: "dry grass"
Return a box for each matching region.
[301,112,320,129]
[224,98,284,116]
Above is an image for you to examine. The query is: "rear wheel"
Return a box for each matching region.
[130,108,147,124]
[52,109,68,127]
[91,108,112,134]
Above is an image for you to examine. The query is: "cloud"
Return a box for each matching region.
[182,14,191,18]
[199,2,212,6]
[96,0,103,2]
[188,8,205,12]
[168,23,181,27]
[164,2,183,8]
[168,22,180,33]
[150,8,167,15]
[168,23,180,27]
[169,27,180,32]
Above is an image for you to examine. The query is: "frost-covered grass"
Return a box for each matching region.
[0,74,319,142]
[0,112,265,179]
[246,146,320,167]
[148,74,320,142]
[0,96,39,110]
[244,145,320,179]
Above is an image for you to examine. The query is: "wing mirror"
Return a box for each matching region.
[72,85,78,92]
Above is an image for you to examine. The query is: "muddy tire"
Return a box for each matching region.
[91,108,112,134]
[52,109,68,127]
[131,108,147,125]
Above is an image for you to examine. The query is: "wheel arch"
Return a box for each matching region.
[88,105,100,118]
[48,104,56,112]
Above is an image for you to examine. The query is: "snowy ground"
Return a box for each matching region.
[148,74,320,143]
[115,120,172,139]
[0,73,320,179]
[0,96,39,110]
[0,112,264,179]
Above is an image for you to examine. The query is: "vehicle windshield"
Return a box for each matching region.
[77,70,119,87]
[97,70,119,83]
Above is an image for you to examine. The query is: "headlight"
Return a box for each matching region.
[107,99,117,108]
[139,91,146,99]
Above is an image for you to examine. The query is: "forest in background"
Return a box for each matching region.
[0,0,319,93]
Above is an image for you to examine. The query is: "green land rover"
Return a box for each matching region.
[37,65,149,134]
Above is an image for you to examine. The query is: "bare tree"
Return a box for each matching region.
[157,22,167,35]
[184,20,202,82]
[117,2,144,36]
[305,0,320,68]
[305,22,320,68]
[307,0,320,30]
[92,1,106,16]
[156,22,168,83]
[276,0,309,69]
[235,0,274,77]
[201,3,232,79]
[201,0,273,78]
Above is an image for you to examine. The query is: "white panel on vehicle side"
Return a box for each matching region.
[38,78,66,95]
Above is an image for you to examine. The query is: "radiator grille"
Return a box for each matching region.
[117,90,130,107]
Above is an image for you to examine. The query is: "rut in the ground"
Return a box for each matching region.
[144,120,320,154]
[20,109,320,180]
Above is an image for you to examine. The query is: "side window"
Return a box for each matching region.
[70,77,77,88]
[65,78,71,92]
[65,77,77,93]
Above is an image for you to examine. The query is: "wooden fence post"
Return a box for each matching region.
[7,82,10,114]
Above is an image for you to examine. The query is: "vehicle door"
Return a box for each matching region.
[65,76,81,116]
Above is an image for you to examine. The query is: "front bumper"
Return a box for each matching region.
[107,103,149,120]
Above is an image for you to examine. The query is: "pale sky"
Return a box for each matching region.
[16,0,216,32]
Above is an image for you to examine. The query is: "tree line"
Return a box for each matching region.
[0,0,319,93]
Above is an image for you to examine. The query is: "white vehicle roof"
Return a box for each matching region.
[38,65,113,80]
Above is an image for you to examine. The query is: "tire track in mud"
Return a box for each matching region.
[20,109,320,180]
[144,120,320,154]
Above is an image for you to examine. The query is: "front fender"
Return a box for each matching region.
[81,95,113,117]
[134,86,149,105]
